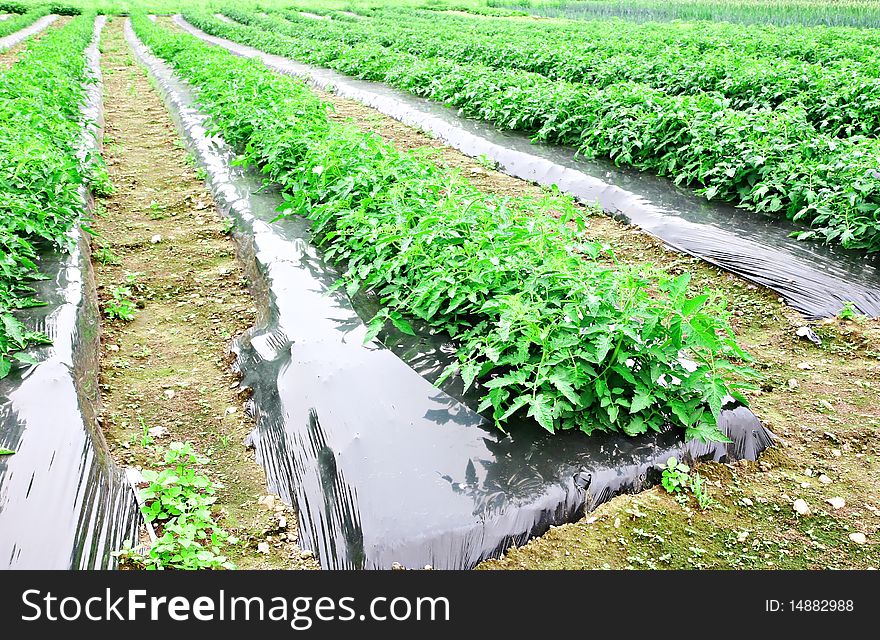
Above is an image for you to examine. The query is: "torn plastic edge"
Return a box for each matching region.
[0,13,58,50]
[128,19,773,571]
[0,16,141,570]
[175,14,880,320]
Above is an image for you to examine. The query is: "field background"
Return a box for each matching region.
[9,0,880,27]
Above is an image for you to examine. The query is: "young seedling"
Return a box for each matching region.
[838,301,861,321]
[93,245,120,265]
[661,456,691,494]
[105,286,137,321]
[114,442,237,570]
[139,416,154,448]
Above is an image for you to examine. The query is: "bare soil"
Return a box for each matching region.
[92,17,317,570]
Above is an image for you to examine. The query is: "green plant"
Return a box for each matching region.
[0,2,26,15]
[194,8,880,252]
[0,448,15,455]
[661,456,692,493]
[139,416,154,448]
[690,471,714,510]
[1,12,104,377]
[838,301,860,320]
[105,286,136,321]
[661,456,714,509]
[476,153,499,170]
[0,316,49,377]
[47,4,82,16]
[0,6,50,39]
[93,245,120,265]
[124,271,145,288]
[116,442,236,570]
[147,199,167,219]
[133,13,755,441]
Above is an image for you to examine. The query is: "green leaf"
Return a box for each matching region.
[389,312,416,336]
[497,394,530,421]
[12,352,39,365]
[363,315,386,344]
[548,369,580,405]
[629,392,654,414]
[681,294,709,317]
[527,394,556,433]
[0,448,15,456]
[461,360,482,391]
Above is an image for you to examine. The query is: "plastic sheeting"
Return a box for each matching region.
[0,17,140,570]
[130,20,772,570]
[175,15,880,320]
[0,14,57,50]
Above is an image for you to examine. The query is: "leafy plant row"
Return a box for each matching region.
[281,6,880,74]
[0,5,47,38]
[268,6,880,138]
[495,0,880,29]
[133,13,753,442]
[0,13,102,377]
[189,11,880,253]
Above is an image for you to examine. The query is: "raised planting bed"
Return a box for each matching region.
[129,16,772,570]
[0,15,140,570]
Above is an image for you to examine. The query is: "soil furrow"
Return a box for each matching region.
[93,17,316,570]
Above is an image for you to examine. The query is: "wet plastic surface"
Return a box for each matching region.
[176,15,880,320]
[132,20,773,570]
[0,17,140,569]
[0,14,57,50]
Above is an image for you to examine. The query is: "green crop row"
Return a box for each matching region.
[190,10,880,252]
[0,13,102,376]
[0,6,47,38]
[283,6,880,73]
[269,7,880,138]
[495,0,880,28]
[132,13,753,441]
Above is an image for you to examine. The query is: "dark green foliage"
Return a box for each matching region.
[0,2,26,15]
[133,14,754,441]
[46,4,81,16]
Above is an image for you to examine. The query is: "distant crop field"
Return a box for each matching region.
[493,0,880,27]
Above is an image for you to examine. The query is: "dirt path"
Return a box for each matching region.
[157,17,880,569]
[93,17,316,570]
[0,16,68,69]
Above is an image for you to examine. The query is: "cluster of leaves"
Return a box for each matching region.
[660,456,713,509]
[117,443,236,570]
[0,13,105,377]
[45,4,81,17]
[134,14,753,441]
[104,286,136,321]
[191,9,880,253]
[103,272,141,321]
[0,2,26,15]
